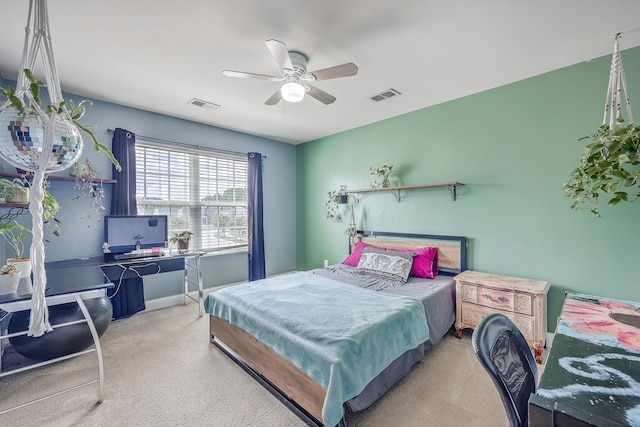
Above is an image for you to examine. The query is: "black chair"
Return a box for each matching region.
[471,313,538,427]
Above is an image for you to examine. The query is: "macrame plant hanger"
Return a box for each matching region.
[603,34,634,134]
[0,0,84,337]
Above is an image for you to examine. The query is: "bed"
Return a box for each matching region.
[205,231,467,426]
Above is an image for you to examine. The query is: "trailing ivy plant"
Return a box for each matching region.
[71,159,108,225]
[1,68,121,170]
[564,118,640,217]
[326,190,341,223]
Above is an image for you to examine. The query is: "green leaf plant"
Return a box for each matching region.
[564,117,640,217]
[325,190,341,223]
[370,165,394,188]
[1,68,121,171]
[0,220,31,260]
[170,230,194,244]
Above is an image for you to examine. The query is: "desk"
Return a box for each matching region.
[98,251,205,316]
[0,251,204,413]
[0,281,113,414]
[45,251,206,317]
[529,292,640,426]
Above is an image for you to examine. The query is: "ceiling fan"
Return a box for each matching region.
[223,39,358,105]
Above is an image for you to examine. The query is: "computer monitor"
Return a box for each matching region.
[103,215,168,253]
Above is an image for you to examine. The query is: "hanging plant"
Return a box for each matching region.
[71,159,107,225]
[345,203,357,237]
[564,119,640,217]
[0,69,121,171]
[326,190,341,222]
[0,0,122,337]
[564,35,638,218]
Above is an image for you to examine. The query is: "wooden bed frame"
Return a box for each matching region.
[209,231,467,426]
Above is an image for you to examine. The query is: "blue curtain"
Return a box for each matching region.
[110,128,138,216]
[108,128,144,319]
[248,152,265,281]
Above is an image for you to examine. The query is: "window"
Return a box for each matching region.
[135,141,248,251]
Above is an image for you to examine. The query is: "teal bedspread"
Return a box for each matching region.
[204,271,429,427]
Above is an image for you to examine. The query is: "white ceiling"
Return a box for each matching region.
[1,1,640,145]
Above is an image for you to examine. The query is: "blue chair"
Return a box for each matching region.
[471,313,538,427]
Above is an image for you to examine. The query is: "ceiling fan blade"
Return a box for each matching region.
[265,39,294,71]
[306,85,336,105]
[308,63,358,81]
[222,70,280,81]
[265,89,283,105]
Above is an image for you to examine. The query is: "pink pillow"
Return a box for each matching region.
[404,246,438,279]
[342,241,372,266]
[342,242,438,278]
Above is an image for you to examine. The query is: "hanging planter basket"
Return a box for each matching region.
[0,108,83,173]
[564,35,640,217]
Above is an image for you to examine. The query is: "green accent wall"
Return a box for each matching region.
[296,45,640,331]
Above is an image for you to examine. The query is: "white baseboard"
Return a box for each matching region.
[144,294,187,312]
[141,272,297,313]
[142,287,218,312]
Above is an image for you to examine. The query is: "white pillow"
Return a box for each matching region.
[356,247,416,285]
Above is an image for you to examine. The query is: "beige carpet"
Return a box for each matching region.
[0,302,518,427]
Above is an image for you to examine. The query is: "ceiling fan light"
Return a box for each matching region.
[281,82,305,103]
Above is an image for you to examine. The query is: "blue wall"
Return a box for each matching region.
[0,84,297,298]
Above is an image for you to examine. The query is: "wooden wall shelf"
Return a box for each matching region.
[0,172,116,184]
[0,172,117,223]
[344,182,464,201]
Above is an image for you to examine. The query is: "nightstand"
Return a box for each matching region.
[453,270,550,363]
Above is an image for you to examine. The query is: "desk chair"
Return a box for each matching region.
[471,313,538,427]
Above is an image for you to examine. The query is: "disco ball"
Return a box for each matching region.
[0,108,83,173]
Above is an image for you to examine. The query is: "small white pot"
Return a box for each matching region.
[0,273,19,295]
[7,258,32,278]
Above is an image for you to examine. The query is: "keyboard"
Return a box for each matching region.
[110,252,163,261]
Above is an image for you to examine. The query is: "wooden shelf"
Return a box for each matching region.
[344,182,464,201]
[0,172,116,223]
[0,172,116,184]
[0,203,28,208]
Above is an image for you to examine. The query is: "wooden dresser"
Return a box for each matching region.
[453,270,550,363]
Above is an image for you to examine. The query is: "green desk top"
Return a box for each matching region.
[533,292,640,426]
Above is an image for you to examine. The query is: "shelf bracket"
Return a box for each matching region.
[0,207,28,223]
[391,189,402,202]
[448,184,458,201]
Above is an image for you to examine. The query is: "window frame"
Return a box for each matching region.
[134,140,248,252]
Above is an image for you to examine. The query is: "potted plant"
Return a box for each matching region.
[370,165,394,188]
[0,220,32,280]
[0,263,20,295]
[170,231,193,250]
[0,176,61,236]
[564,118,640,217]
[0,178,28,203]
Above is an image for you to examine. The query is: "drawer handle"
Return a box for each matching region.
[481,293,509,303]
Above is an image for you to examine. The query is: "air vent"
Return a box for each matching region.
[188,98,220,110]
[370,88,401,102]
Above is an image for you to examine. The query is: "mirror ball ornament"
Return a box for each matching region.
[0,108,83,173]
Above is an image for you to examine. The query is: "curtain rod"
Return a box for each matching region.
[106,129,265,159]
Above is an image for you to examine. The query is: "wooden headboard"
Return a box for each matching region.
[351,230,467,274]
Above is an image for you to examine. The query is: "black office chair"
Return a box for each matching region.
[471,313,538,427]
